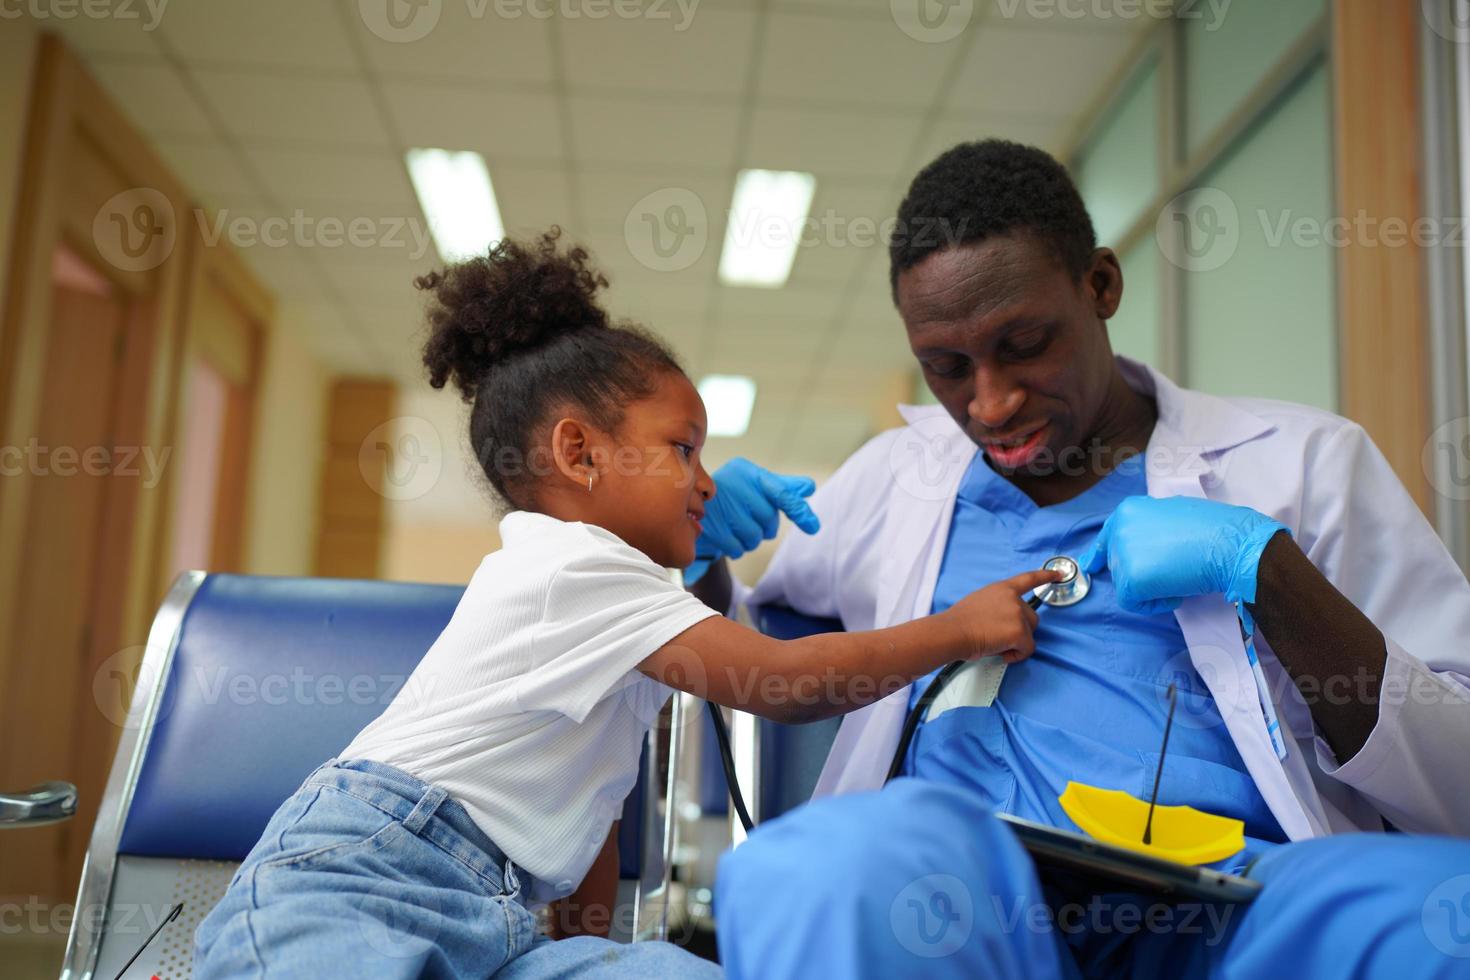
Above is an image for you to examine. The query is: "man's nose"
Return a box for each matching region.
[968,364,1024,430]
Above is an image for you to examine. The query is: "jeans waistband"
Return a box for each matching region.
[304,757,518,896]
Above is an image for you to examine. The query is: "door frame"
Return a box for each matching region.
[152,232,273,586]
[0,33,192,901]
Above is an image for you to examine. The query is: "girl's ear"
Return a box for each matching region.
[549,416,596,489]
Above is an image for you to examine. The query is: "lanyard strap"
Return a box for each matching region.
[1236,601,1289,760]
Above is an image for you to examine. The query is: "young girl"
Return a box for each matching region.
[193,229,1058,979]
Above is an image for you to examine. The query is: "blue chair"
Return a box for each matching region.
[60,572,669,980]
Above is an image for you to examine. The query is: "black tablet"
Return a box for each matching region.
[996,813,1262,904]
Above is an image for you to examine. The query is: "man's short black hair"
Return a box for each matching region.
[888,139,1098,299]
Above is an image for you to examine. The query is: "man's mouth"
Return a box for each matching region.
[980,424,1048,468]
[687,508,704,532]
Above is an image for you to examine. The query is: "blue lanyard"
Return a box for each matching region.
[1236,601,1289,760]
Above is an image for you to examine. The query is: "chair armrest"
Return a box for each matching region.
[0,780,78,827]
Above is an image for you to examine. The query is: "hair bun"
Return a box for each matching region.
[419,226,610,399]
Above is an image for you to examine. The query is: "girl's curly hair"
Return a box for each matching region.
[416,227,683,509]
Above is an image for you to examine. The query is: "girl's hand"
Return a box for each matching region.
[944,568,1065,665]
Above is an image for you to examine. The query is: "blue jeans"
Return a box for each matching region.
[194,758,720,978]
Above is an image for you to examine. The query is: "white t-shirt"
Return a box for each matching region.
[340,511,718,899]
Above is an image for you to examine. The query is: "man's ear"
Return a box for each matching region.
[1086,248,1124,321]
[550,416,597,489]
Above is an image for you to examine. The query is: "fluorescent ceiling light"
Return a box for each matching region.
[697,374,757,437]
[718,169,816,287]
[405,148,504,262]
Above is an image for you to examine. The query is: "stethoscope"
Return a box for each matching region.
[709,555,1092,833]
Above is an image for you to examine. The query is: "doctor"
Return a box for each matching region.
[691,140,1470,976]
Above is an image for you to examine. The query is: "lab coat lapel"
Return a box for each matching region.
[1142,364,1318,839]
[814,404,974,796]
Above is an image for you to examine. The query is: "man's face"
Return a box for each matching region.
[895,233,1123,479]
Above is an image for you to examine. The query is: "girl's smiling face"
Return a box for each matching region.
[540,371,715,569]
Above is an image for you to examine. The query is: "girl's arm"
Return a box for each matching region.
[639,569,1059,724]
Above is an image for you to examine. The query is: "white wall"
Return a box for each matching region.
[242,308,330,575]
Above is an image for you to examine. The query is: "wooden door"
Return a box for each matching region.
[3,271,129,898]
[0,36,193,910]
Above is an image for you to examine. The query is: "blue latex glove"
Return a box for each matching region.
[1080,495,1290,616]
[685,458,821,585]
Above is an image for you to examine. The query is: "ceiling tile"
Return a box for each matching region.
[235,243,329,300]
[784,178,897,286]
[192,69,391,147]
[323,263,426,309]
[155,0,359,70]
[578,223,718,335]
[701,351,821,393]
[745,106,924,179]
[382,83,565,162]
[88,60,215,138]
[575,171,730,239]
[560,8,759,97]
[356,4,555,85]
[846,266,904,325]
[771,0,893,13]
[568,96,740,170]
[47,13,164,55]
[911,112,1071,174]
[946,25,1137,116]
[825,320,914,370]
[581,223,720,278]
[154,139,263,199]
[716,282,842,323]
[758,11,956,110]
[356,304,428,350]
[606,288,713,338]
[708,307,829,341]
[55,0,1145,396]
[244,146,417,205]
[493,167,576,235]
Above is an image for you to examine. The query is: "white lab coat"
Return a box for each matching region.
[733,357,1470,839]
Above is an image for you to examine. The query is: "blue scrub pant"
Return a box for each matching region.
[715,779,1470,979]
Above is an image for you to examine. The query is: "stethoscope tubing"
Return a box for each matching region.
[711,556,1087,832]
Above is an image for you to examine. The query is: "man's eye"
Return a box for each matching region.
[1006,330,1051,359]
[675,443,694,459]
[927,358,969,379]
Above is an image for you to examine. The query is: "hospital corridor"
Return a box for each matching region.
[2,0,1470,977]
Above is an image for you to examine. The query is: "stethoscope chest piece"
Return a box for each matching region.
[1038,555,1090,607]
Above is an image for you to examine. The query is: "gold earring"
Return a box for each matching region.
[587,473,593,493]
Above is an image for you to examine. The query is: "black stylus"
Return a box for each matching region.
[112,900,182,980]
[1142,684,1178,846]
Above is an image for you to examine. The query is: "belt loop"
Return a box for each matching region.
[402,785,448,835]
[503,858,522,901]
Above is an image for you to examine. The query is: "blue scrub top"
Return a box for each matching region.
[904,452,1285,869]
